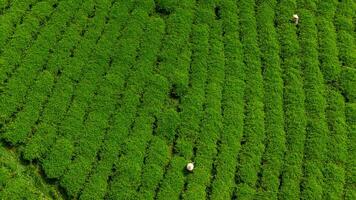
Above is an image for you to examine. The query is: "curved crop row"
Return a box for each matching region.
[60,1,155,197]
[41,0,118,179]
[345,103,356,199]
[157,0,196,97]
[138,23,208,200]
[0,1,354,199]
[0,0,39,49]
[41,0,136,183]
[255,0,285,199]
[340,67,356,103]
[298,1,329,199]
[0,0,58,85]
[149,107,180,199]
[316,1,348,199]
[149,1,197,199]
[22,0,109,161]
[80,13,165,200]
[2,71,54,144]
[156,2,215,200]
[334,0,356,68]
[0,146,61,199]
[316,0,340,82]
[173,24,208,171]
[0,0,81,127]
[323,89,347,199]
[61,3,152,196]
[1,0,92,145]
[107,74,169,200]
[59,2,149,197]
[276,1,306,199]
[163,4,216,199]
[209,0,245,199]
[136,135,171,200]
[181,6,224,200]
[234,0,265,199]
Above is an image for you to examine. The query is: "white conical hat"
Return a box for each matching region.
[186,162,194,171]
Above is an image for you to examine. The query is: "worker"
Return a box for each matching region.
[293,14,299,24]
[186,162,194,172]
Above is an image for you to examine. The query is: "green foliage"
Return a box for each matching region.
[255,1,285,199]
[0,0,354,199]
[41,0,115,182]
[323,89,347,200]
[276,1,306,199]
[0,0,38,49]
[0,0,82,123]
[138,22,208,200]
[2,71,54,144]
[316,0,340,82]
[0,146,61,199]
[137,136,170,200]
[345,103,356,200]
[156,157,187,200]
[108,74,169,200]
[340,67,356,103]
[298,2,329,199]
[81,9,165,200]
[60,3,146,197]
[174,24,208,159]
[334,0,356,68]
[23,0,101,161]
[183,17,225,200]
[234,0,265,199]
[209,1,245,199]
[144,1,196,199]
[316,1,349,199]
[42,138,74,178]
[157,0,195,97]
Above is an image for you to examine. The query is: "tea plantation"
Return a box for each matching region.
[0,0,355,199]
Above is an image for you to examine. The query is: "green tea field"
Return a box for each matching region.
[0,0,355,199]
